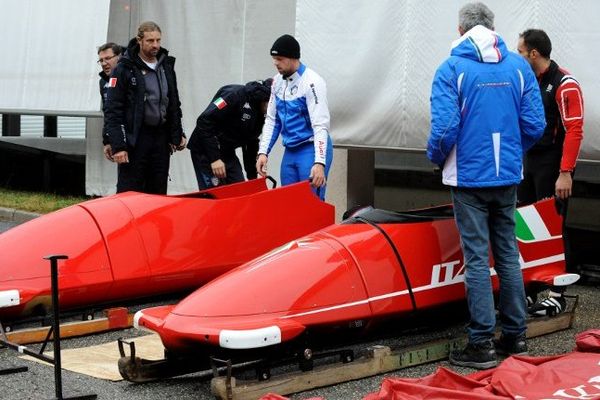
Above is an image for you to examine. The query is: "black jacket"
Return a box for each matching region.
[187,82,270,179]
[99,71,110,145]
[104,38,184,153]
[531,60,566,152]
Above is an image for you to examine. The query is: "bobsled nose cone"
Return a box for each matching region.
[134,305,174,332]
[0,205,108,318]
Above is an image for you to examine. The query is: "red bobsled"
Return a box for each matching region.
[0,179,334,320]
[135,198,578,355]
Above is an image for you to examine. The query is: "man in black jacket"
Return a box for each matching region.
[187,79,272,189]
[104,21,186,194]
[97,42,122,162]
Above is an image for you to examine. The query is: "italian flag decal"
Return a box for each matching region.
[213,97,227,110]
[515,205,552,241]
[514,200,564,269]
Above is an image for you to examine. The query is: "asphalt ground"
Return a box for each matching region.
[1,215,599,400]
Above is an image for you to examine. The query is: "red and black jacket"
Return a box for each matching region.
[531,60,584,172]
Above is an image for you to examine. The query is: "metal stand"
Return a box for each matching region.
[0,319,29,375]
[0,255,96,400]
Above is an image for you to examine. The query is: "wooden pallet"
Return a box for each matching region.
[3,307,133,345]
[211,308,576,400]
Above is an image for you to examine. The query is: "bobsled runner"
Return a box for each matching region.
[133,198,578,368]
[0,178,334,320]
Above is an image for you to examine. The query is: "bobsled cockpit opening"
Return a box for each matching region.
[343,204,454,224]
[176,192,216,199]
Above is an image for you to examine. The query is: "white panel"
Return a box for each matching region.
[0,0,110,115]
[57,117,86,138]
[296,0,600,161]
[219,326,282,349]
[20,115,44,137]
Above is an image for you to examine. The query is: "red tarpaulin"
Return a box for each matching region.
[364,329,600,400]
[260,330,600,400]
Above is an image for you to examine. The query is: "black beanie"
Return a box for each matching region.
[270,34,300,59]
[245,78,273,103]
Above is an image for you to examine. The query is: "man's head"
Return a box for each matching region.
[97,42,122,76]
[246,78,273,114]
[136,21,162,61]
[458,2,494,35]
[518,29,552,71]
[270,34,301,77]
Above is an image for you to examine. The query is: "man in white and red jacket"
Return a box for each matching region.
[517,29,585,203]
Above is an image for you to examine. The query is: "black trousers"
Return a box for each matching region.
[190,150,245,190]
[518,147,562,205]
[117,126,171,194]
[519,147,576,270]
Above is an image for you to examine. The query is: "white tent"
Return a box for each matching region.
[2,0,598,196]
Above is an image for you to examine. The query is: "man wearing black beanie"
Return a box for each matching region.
[256,34,333,200]
[187,78,273,189]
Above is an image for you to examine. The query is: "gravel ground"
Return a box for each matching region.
[1,217,599,400]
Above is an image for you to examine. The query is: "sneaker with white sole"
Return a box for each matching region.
[528,295,566,317]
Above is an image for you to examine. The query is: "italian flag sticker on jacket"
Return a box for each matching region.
[213,97,227,109]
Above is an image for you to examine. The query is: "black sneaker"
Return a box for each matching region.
[528,295,566,317]
[449,341,498,369]
[494,335,528,356]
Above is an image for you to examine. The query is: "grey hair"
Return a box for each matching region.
[459,2,494,32]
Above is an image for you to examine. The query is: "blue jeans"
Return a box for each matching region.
[451,185,527,344]
[281,137,333,200]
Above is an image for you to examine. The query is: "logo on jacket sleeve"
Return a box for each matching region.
[213,97,228,110]
[109,77,118,87]
[310,83,319,104]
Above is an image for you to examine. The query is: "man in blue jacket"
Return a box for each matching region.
[427,2,545,369]
[256,34,333,200]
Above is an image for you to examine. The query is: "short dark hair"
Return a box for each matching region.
[519,29,552,59]
[97,42,123,56]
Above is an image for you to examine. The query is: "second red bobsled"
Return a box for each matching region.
[0,179,334,320]
[135,198,578,355]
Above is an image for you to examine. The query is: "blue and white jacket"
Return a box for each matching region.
[427,26,546,187]
[259,63,330,165]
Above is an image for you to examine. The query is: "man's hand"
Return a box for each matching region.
[170,136,187,153]
[256,154,268,177]
[103,144,114,162]
[211,159,226,179]
[113,150,129,164]
[309,163,326,188]
[555,172,573,200]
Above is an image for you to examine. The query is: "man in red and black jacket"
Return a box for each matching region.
[517,29,584,204]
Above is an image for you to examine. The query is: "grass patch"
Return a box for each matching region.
[0,188,89,214]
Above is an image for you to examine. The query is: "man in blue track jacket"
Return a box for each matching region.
[256,34,333,200]
[427,2,545,369]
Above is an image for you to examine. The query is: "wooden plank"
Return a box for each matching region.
[5,308,133,344]
[525,310,573,338]
[211,310,576,400]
